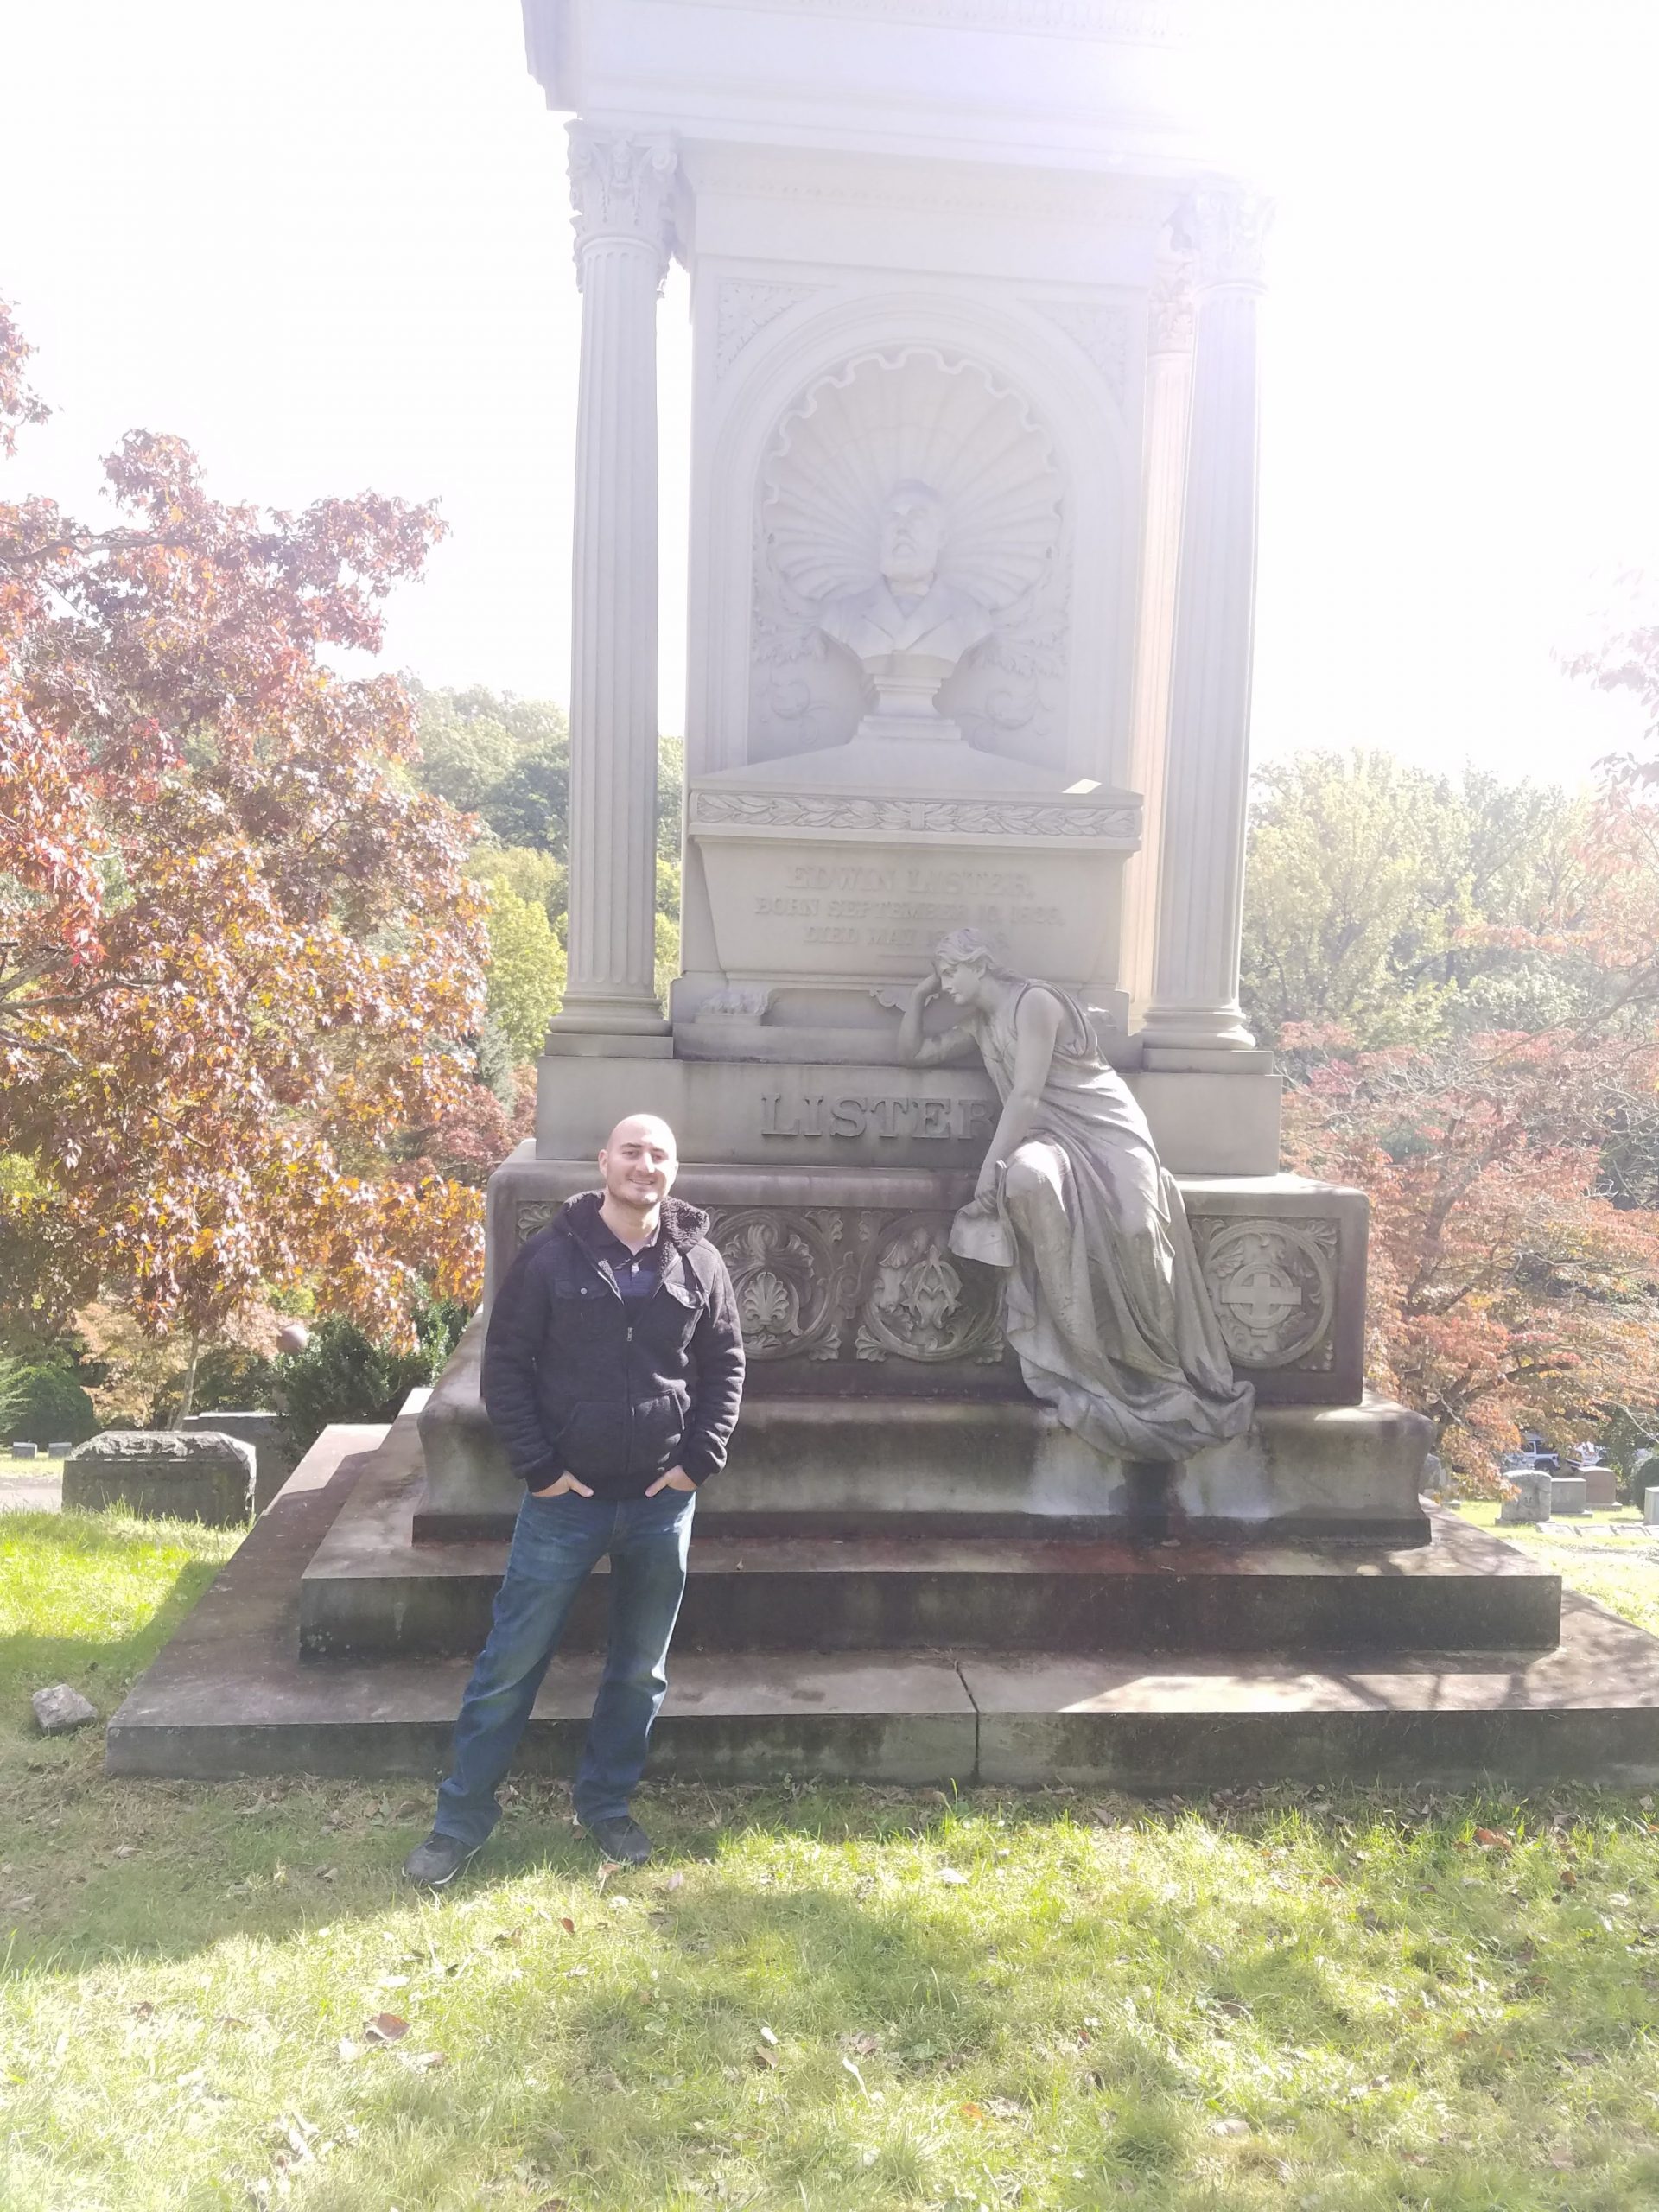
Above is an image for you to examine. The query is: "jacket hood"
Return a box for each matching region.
[554,1188,712,1253]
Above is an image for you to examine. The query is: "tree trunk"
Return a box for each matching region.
[175,1328,201,1428]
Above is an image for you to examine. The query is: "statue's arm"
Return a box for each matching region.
[975,987,1063,1198]
[895,967,974,1068]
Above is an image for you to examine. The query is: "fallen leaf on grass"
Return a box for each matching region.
[938,1868,969,1886]
[1318,1874,1343,1890]
[392,1798,424,1820]
[759,2024,779,2046]
[337,2037,362,2064]
[841,2031,880,2056]
[663,1871,684,1892]
[753,2045,779,2070]
[1211,2118,1249,2139]
[405,2050,448,2072]
[960,2101,986,2122]
[1474,1828,1512,1851]
[493,1929,523,1949]
[364,2014,409,2044]
[1560,1869,1578,1890]
[131,2001,156,2021]
[219,2016,248,2031]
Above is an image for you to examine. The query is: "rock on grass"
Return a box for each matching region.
[32,1684,98,1734]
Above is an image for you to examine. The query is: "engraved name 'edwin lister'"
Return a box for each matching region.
[760,1091,997,1141]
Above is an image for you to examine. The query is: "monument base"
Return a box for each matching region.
[105,1419,1659,1789]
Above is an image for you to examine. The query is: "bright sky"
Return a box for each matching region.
[3,0,1656,787]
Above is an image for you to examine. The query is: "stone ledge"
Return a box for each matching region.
[420,1318,1416,1536]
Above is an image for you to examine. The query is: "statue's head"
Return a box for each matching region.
[879,480,946,596]
[933,925,1011,1006]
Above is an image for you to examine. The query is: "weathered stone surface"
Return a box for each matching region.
[10,1441,37,1460]
[420,1308,1424,1543]
[1646,1487,1659,1528]
[181,1411,296,1513]
[1579,1466,1618,1509]
[33,1682,98,1733]
[63,1430,256,1526]
[1499,1468,1554,1526]
[1550,1475,1588,1517]
[105,1419,1659,1789]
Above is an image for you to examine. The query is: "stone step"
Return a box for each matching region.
[299,1411,1554,1660]
[105,1427,1659,1790]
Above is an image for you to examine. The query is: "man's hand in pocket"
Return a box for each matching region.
[645,1465,697,1497]
[531,1472,594,1497]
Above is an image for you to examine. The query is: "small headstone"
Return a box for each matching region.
[1498,1467,1554,1525]
[62,1430,256,1526]
[10,1441,37,1460]
[181,1410,296,1513]
[1549,1473,1588,1516]
[1644,1487,1659,1528]
[1580,1465,1618,1510]
[32,1683,98,1734]
[47,1440,75,1457]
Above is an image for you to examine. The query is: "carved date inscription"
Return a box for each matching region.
[760,1090,995,1142]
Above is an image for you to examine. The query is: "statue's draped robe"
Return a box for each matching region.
[954,983,1255,1460]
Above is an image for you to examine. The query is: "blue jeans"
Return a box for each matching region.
[434,1486,696,1847]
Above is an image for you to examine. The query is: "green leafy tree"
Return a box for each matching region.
[1242,749,1591,1050]
[484,886,566,1063]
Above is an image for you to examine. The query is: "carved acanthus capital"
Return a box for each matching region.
[568,126,678,286]
[1176,180,1273,295]
[1147,253,1198,354]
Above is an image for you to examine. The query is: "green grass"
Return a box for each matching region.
[3,1510,1659,2210]
[1454,1502,1659,1638]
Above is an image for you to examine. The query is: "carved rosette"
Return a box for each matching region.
[855,1216,1002,1363]
[1040,302,1132,399]
[1194,1217,1337,1370]
[516,1200,561,1245]
[568,127,678,288]
[715,281,823,376]
[708,1209,842,1361]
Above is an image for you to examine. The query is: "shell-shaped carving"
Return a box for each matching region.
[760,347,1064,613]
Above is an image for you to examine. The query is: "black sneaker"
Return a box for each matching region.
[402,1830,479,1887]
[583,1814,652,1865]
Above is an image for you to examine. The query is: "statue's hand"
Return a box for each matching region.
[972,1159,1003,1205]
[914,963,942,1005]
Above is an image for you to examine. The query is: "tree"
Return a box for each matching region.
[1242,749,1591,1051]
[412,687,683,1025]
[1286,1025,1659,1487]
[0,300,491,1412]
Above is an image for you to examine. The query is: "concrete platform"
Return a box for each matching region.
[308,1410,1554,1659]
[106,1421,1659,1789]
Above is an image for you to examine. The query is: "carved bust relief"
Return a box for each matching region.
[749,346,1070,766]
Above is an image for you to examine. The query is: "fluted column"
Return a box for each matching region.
[550,126,677,1042]
[1141,181,1272,1052]
[1120,251,1198,1026]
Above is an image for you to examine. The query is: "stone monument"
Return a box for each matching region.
[109,0,1659,1792]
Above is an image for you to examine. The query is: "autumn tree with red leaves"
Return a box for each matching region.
[0,298,496,1414]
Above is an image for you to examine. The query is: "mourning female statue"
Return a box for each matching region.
[897,929,1254,1459]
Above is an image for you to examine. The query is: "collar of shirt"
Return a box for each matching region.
[591,1217,664,1289]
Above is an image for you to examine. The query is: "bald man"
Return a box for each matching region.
[404,1115,745,1883]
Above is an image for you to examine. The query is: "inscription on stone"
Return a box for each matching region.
[760,1090,995,1141]
[751,859,1063,957]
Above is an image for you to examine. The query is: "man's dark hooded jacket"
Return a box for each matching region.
[481,1192,746,1498]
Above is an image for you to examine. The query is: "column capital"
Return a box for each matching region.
[568,125,679,287]
[1176,179,1273,296]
